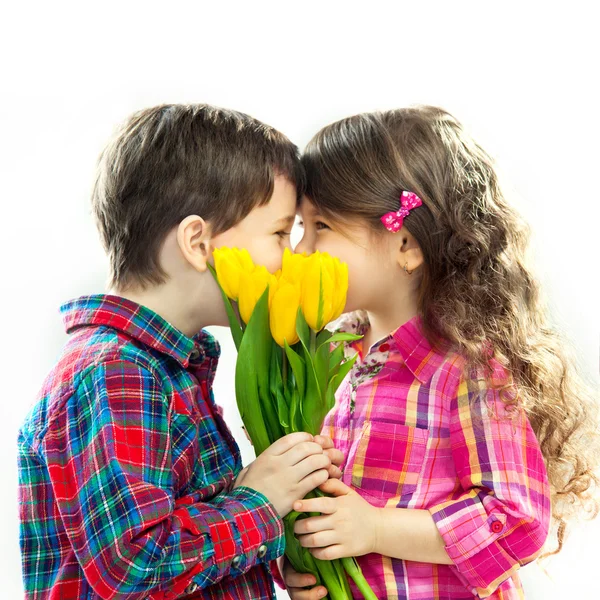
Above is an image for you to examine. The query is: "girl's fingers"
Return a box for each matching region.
[318,477,351,496]
[298,530,339,548]
[309,544,346,561]
[293,495,337,514]
[327,464,343,479]
[313,434,334,449]
[294,514,333,535]
[324,447,344,467]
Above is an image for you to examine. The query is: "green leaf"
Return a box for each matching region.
[314,339,330,401]
[296,307,311,351]
[328,344,345,379]
[316,328,332,348]
[300,348,323,435]
[323,332,363,348]
[236,289,275,454]
[207,264,243,350]
[253,291,284,441]
[284,341,306,402]
[289,387,302,433]
[332,353,359,393]
[235,356,270,456]
[283,512,321,582]
[269,345,290,434]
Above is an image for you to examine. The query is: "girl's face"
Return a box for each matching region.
[295,197,401,314]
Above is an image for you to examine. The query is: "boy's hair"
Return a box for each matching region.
[92,104,305,290]
[302,105,599,555]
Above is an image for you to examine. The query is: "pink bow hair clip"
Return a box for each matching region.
[380,191,423,232]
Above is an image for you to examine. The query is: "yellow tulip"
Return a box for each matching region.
[269,276,301,347]
[281,248,308,282]
[300,251,348,331]
[213,247,255,301]
[238,265,275,325]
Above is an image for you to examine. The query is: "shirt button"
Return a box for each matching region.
[257,544,268,558]
[184,582,199,594]
[190,347,201,361]
[231,555,242,569]
[379,343,390,352]
[491,520,504,533]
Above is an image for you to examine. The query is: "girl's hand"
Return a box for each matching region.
[293,478,381,559]
[313,435,344,479]
[279,556,328,600]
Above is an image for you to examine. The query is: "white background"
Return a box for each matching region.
[1,1,598,598]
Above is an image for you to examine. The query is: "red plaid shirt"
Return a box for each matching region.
[18,295,284,599]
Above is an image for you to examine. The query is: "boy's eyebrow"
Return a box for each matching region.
[273,215,296,228]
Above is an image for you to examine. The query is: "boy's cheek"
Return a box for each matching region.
[247,237,290,274]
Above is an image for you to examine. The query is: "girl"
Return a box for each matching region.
[282,106,599,599]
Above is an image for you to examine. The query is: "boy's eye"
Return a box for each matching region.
[276,231,292,238]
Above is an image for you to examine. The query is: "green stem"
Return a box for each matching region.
[341,557,378,600]
[282,350,288,387]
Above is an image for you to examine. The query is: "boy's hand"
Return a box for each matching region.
[234,433,331,517]
[293,478,382,559]
[279,556,327,600]
[313,435,344,479]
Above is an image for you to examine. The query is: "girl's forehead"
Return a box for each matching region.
[298,196,318,214]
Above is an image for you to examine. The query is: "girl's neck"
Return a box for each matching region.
[364,300,419,354]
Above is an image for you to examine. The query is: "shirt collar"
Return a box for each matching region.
[331,311,447,384]
[390,316,447,384]
[61,294,220,368]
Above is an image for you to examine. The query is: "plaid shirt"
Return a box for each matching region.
[18,295,284,599]
[323,313,551,599]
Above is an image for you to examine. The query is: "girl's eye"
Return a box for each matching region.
[315,221,330,231]
[277,231,292,239]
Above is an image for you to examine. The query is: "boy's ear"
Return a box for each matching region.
[396,230,424,274]
[176,215,213,272]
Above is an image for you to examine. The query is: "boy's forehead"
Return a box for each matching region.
[265,176,297,218]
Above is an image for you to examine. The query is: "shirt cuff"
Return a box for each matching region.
[188,486,284,584]
[151,487,284,599]
[429,492,519,597]
[270,558,286,590]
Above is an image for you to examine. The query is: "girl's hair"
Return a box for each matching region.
[302,106,599,553]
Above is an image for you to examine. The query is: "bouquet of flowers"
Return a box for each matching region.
[211,248,376,600]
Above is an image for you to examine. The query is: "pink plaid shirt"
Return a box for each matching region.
[322,313,551,599]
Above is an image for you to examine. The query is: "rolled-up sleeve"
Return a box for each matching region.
[429,364,551,598]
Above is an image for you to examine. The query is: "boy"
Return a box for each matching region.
[18,104,338,599]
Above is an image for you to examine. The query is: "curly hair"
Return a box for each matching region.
[302,105,599,554]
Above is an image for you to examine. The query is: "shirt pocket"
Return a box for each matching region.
[350,420,429,506]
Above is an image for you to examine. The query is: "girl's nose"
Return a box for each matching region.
[294,234,313,255]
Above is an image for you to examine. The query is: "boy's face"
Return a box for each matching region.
[211,175,297,272]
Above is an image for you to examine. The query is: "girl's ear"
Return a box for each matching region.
[396,230,424,274]
[176,215,213,272]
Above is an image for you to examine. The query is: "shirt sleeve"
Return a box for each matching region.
[43,359,284,599]
[428,361,551,598]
